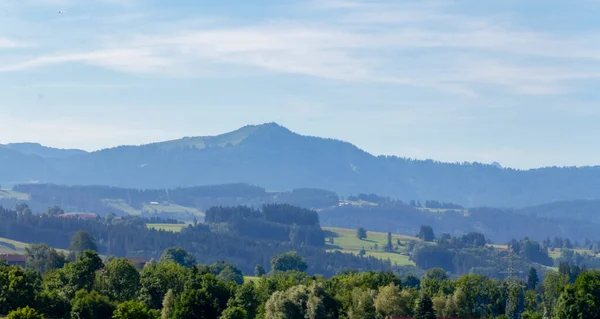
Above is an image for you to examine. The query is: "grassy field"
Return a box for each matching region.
[0,189,29,200]
[0,237,29,254]
[323,227,419,266]
[244,276,260,282]
[142,203,204,216]
[418,207,469,215]
[147,223,187,232]
[102,199,204,217]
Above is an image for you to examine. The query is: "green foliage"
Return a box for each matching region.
[522,311,543,319]
[70,231,98,256]
[506,284,525,319]
[160,289,174,319]
[7,306,44,319]
[356,227,367,240]
[101,258,141,302]
[4,242,600,319]
[270,252,307,273]
[527,267,539,290]
[346,288,376,319]
[510,238,553,266]
[70,290,115,319]
[418,225,435,242]
[207,262,244,285]
[424,268,448,281]
[553,270,600,319]
[25,243,66,275]
[113,301,158,319]
[452,275,501,318]
[414,294,436,319]
[159,247,196,268]
[254,265,266,277]
[384,232,393,252]
[232,282,259,319]
[0,264,39,315]
[45,250,103,298]
[374,283,408,318]
[263,281,336,319]
[139,261,191,309]
[265,285,309,319]
[46,206,64,216]
[36,289,70,319]
[173,289,220,319]
[220,306,247,319]
[0,204,409,277]
[403,274,421,289]
[542,272,569,318]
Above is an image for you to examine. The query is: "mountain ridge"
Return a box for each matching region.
[2,122,600,207]
[1,142,88,158]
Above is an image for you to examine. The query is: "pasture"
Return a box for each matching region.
[323,227,419,266]
[147,223,187,232]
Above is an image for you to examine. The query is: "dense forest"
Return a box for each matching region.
[1,240,599,319]
[0,204,409,277]
[3,123,600,207]
[6,183,600,243]
[319,202,600,243]
[6,184,339,219]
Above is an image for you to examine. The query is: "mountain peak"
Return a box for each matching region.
[243,122,292,135]
[154,122,294,150]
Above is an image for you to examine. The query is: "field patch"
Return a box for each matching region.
[0,189,29,200]
[142,203,204,216]
[323,227,419,266]
[147,223,187,232]
[102,199,204,217]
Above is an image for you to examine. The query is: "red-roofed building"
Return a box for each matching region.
[0,254,26,267]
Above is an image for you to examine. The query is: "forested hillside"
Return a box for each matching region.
[2,123,600,207]
[6,183,339,220]
[0,204,407,277]
[319,204,600,243]
[5,183,600,243]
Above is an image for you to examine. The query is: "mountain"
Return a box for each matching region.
[1,143,87,158]
[2,122,600,207]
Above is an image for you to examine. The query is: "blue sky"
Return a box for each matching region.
[1,0,600,169]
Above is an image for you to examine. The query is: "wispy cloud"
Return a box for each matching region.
[0,38,29,48]
[2,0,600,96]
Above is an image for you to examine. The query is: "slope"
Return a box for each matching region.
[2,143,87,158]
[2,123,600,207]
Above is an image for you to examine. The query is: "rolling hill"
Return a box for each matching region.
[1,143,87,158]
[2,122,600,207]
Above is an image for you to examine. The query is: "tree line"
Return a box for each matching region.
[0,204,408,277]
[2,236,599,319]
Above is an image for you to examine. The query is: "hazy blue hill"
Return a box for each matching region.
[2,142,87,158]
[521,199,600,224]
[0,148,52,185]
[2,123,600,207]
[151,123,265,150]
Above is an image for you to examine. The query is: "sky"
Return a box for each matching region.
[1,0,600,169]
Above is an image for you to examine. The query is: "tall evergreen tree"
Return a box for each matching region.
[527,268,539,290]
[69,231,98,256]
[414,294,436,319]
[385,232,393,252]
[356,227,367,240]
